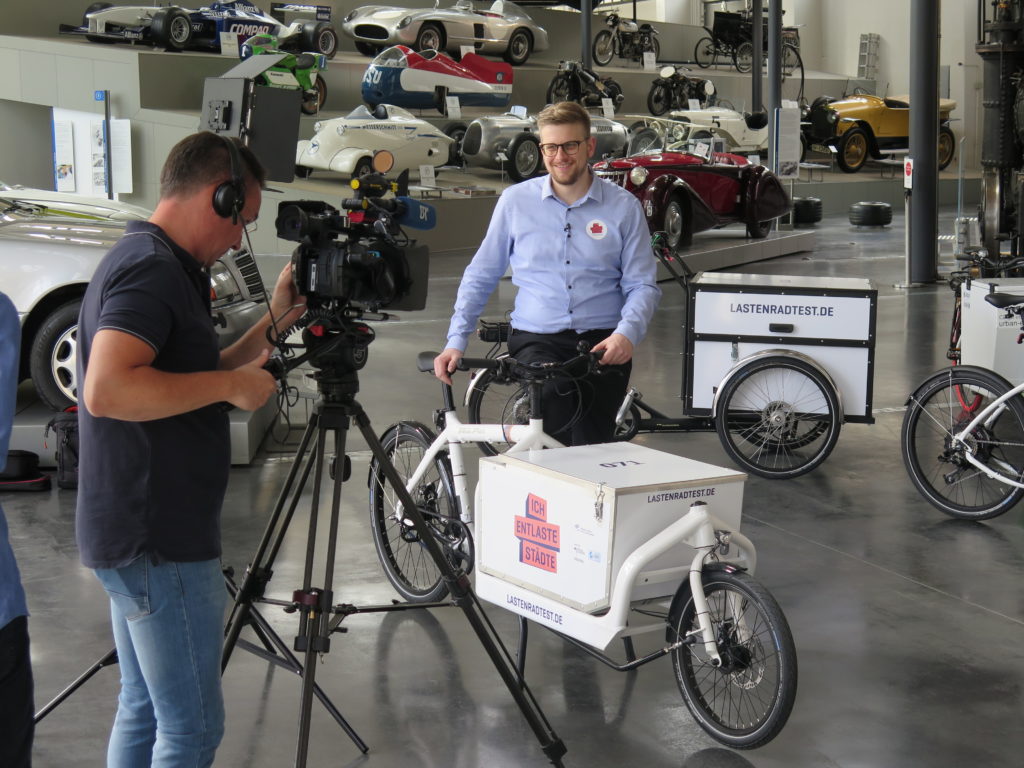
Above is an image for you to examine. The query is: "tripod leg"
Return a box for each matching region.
[293,407,350,768]
[223,415,320,670]
[33,648,118,723]
[353,406,567,766]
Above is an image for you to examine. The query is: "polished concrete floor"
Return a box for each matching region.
[6,208,1024,768]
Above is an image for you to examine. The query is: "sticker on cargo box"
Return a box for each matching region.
[516,493,560,573]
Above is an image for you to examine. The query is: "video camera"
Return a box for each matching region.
[276,151,435,312]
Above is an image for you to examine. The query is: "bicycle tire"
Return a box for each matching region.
[670,570,797,749]
[714,356,841,479]
[901,366,1024,520]
[368,421,468,602]
[465,364,530,456]
[694,36,716,68]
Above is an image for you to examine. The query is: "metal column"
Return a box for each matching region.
[908,0,940,283]
[582,0,593,69]
[766,1,782,174]
[751,0,763,112]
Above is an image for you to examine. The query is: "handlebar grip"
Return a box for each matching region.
[456,357,500,371]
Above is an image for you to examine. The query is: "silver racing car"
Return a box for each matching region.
[342,0,548,65]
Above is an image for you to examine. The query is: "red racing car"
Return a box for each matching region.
[593,150,790,249]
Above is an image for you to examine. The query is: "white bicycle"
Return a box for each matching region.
[368,350,798,749]
[902,291,1024,520]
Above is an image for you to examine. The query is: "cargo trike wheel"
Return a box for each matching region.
[714,356,841,479]
[670,570,797,748]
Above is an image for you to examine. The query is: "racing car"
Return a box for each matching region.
[362,45,513,114]
[295,104,457,180]
[341,0,549,66]
[59,1,339,58]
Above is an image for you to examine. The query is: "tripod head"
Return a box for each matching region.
[265,306,380,403]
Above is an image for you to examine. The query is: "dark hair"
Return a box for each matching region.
[159,131,265,200]
[537,101,591,136]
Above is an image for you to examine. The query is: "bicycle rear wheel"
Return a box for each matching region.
[670,570,797,749]
[369,421,469,602]
[465,364,530,456]
[714,356,841,479]
[901,366,1024,519]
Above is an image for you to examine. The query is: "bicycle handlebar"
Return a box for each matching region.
[456,349,605,381]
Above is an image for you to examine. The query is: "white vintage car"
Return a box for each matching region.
[295,104,459,179]
[625,108,773,158]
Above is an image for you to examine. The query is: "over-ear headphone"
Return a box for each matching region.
[212,134,245,224]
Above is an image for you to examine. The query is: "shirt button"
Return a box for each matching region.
[565,260,570,264]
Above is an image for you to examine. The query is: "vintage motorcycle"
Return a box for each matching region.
[592,12,660,66]
[647,66,716,116]
[546,60,625,112]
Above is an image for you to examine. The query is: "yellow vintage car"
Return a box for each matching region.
[803,93,956,173]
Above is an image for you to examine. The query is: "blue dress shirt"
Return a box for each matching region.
[0,291,29,629]
[446,172,661,351]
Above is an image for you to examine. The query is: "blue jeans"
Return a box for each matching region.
[95,557,226,768]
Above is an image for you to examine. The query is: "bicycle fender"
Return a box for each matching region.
[366,420,438,488]
[904,365,1015,406]
[462,356,508,406]
[710,349,844,421]
[664,562,746,643]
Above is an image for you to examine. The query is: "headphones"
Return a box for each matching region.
[212,134,245,224]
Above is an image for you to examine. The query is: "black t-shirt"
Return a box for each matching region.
[75,221,230,569]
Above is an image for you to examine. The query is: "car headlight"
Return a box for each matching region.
[827,110,838,125]
[209,259,242,307]
[344,10,358,22]
[629,166,649,186]
[335,125,346,136]
[313,121,322,133]
[704,80,715,96]
[398,15,412,28]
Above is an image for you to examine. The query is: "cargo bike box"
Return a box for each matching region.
[474,442,746,648]
[686,272,877,423]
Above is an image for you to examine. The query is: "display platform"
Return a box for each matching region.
[9,383,278,468]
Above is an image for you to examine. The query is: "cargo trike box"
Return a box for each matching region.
[475,442,745,615]
[687,272,877,421]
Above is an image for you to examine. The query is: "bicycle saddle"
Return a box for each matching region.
[985,292,1024,310]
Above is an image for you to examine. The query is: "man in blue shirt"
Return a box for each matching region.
[0,290,34,768]
[434,101,661,444]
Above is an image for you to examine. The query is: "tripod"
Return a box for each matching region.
[220,319,567,768]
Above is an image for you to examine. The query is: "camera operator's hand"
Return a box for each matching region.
[591,333,633,366]
[227,349,278,411]
[269,263,307,329]
[434,348,464,385]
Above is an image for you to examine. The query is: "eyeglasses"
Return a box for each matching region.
[538,140,587,157]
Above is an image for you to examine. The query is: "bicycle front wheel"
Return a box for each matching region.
[465,364,530,456]
[670,570,797,749]
[714,356,841,479]
[901,366,1024,519]
[369,421,467,602]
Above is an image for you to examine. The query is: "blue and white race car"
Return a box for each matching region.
[59,1,339,57]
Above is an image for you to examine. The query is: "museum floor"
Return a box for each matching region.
[6,207,1024,768]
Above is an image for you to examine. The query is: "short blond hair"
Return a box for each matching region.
[537,102,590,136]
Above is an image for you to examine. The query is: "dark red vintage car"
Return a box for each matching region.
[592,150,790,249]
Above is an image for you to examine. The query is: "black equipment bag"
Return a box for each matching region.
[0,450,52,492]
[44,409,79,490]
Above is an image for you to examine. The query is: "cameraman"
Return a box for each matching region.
[76,132,305,767]
[434,102,660,445]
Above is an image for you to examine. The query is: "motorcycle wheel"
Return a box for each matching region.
[648,83,670,116]
[546,74,575,105]
[592,30,614,66]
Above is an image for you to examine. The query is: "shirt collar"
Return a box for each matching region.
[125,220,205,274]
[540,167,601,207]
